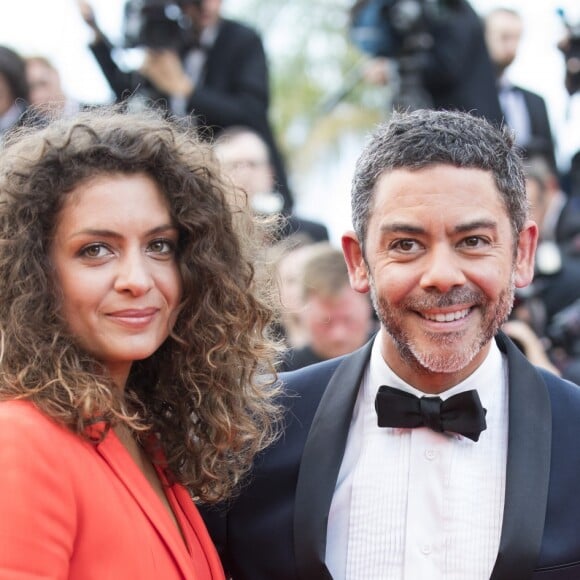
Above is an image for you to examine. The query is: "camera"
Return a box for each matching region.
[349,0,449,58]
[123,0,200,49]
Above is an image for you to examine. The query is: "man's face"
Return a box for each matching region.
[182,0,222,30]
[26,60,63,107]
[342,164,537,393]
[485,11,523,72]
[216,132,274,198]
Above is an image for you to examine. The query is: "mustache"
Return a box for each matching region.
[402,287,484,311]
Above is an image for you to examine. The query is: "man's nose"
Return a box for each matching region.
[419,245,466,293]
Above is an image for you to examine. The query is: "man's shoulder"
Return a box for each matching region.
[539,368,580,406]
[280,355,345,395]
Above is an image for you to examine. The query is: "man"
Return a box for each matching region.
[201,109,580,579]
[280,242,375,371]
[484,7,557,171]
[24,56,86,120]
[77,0,293,213]
[214,126,329,243]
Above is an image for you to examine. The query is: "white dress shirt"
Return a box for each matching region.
[326,331,508,580]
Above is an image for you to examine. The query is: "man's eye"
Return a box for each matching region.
[462,236,488,248]
[392,239,419,252]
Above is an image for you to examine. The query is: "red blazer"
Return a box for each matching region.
[0,400,225,580]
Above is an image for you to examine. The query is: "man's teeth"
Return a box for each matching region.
[423,308,470,322]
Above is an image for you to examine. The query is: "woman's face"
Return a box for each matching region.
[50,172,183,387]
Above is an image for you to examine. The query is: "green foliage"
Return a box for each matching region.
[226,0,389,173]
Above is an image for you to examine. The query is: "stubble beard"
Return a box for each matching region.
[369,273,515,374]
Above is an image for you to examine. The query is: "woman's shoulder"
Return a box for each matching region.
[0,399,77,449]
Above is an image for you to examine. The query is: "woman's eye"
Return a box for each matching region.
[80,243,110,258]
[148,239,175,255]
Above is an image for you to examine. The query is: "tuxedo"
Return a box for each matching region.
[201,332,580,579]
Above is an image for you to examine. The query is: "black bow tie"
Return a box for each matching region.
[375,386,487,442]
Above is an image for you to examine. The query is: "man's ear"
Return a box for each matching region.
[514,220,539,289]
[342,231,370,294]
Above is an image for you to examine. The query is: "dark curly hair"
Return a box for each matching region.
[0,106,281,502]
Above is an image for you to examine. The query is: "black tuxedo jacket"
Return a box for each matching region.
[201,332,580,579]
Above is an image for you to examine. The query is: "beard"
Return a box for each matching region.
[369,272,515,374]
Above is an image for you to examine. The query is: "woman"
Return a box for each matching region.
[0,107,280,578]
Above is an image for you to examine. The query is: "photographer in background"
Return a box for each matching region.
[351,0,503,123]
[77,0,293,213]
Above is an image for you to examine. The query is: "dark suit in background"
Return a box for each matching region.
[421,0,504,124]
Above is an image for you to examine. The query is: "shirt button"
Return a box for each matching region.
[424,449,437,460]
[421,544,432,555]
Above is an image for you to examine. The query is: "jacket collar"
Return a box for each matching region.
[95,431,202,578]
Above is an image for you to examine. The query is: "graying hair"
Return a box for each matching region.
[351,109,528,250]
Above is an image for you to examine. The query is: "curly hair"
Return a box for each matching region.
[0,107,281,502]
[351,109,528,253]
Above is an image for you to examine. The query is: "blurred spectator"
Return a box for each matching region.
[0,45,29,140]
[270,238,319,350]
[556,12,580,195]
[502,319,561,376]
[77,0,294,213]
[214,126,329,243]
[24,56,87,121]
[353,0,503,122]
[510,155,580,383]
[484,7,557,172]
[525,154,580,260]
[279,242,376,372]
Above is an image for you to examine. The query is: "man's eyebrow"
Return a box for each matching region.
[453,219,498,234]
[379,219,498,236]
[379,222,426,236]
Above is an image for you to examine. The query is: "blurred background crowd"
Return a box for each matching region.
[2,0,580,381]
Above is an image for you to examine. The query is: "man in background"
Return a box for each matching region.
[25,56,86,120]
[279,242,375,372]
[214,126,329,243]
[77,0,294,213]
[484,7,556,171]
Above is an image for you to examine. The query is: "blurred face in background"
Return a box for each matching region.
[302,285,373,360]
[0,73,14,115]
[181,0,222,30]
[26,59,64,107]
[216,132,273,197]
[485,10,523,73]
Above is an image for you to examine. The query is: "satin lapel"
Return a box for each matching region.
[95,432,195,578]
[490,333,552,580]
[294,342,373,580]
